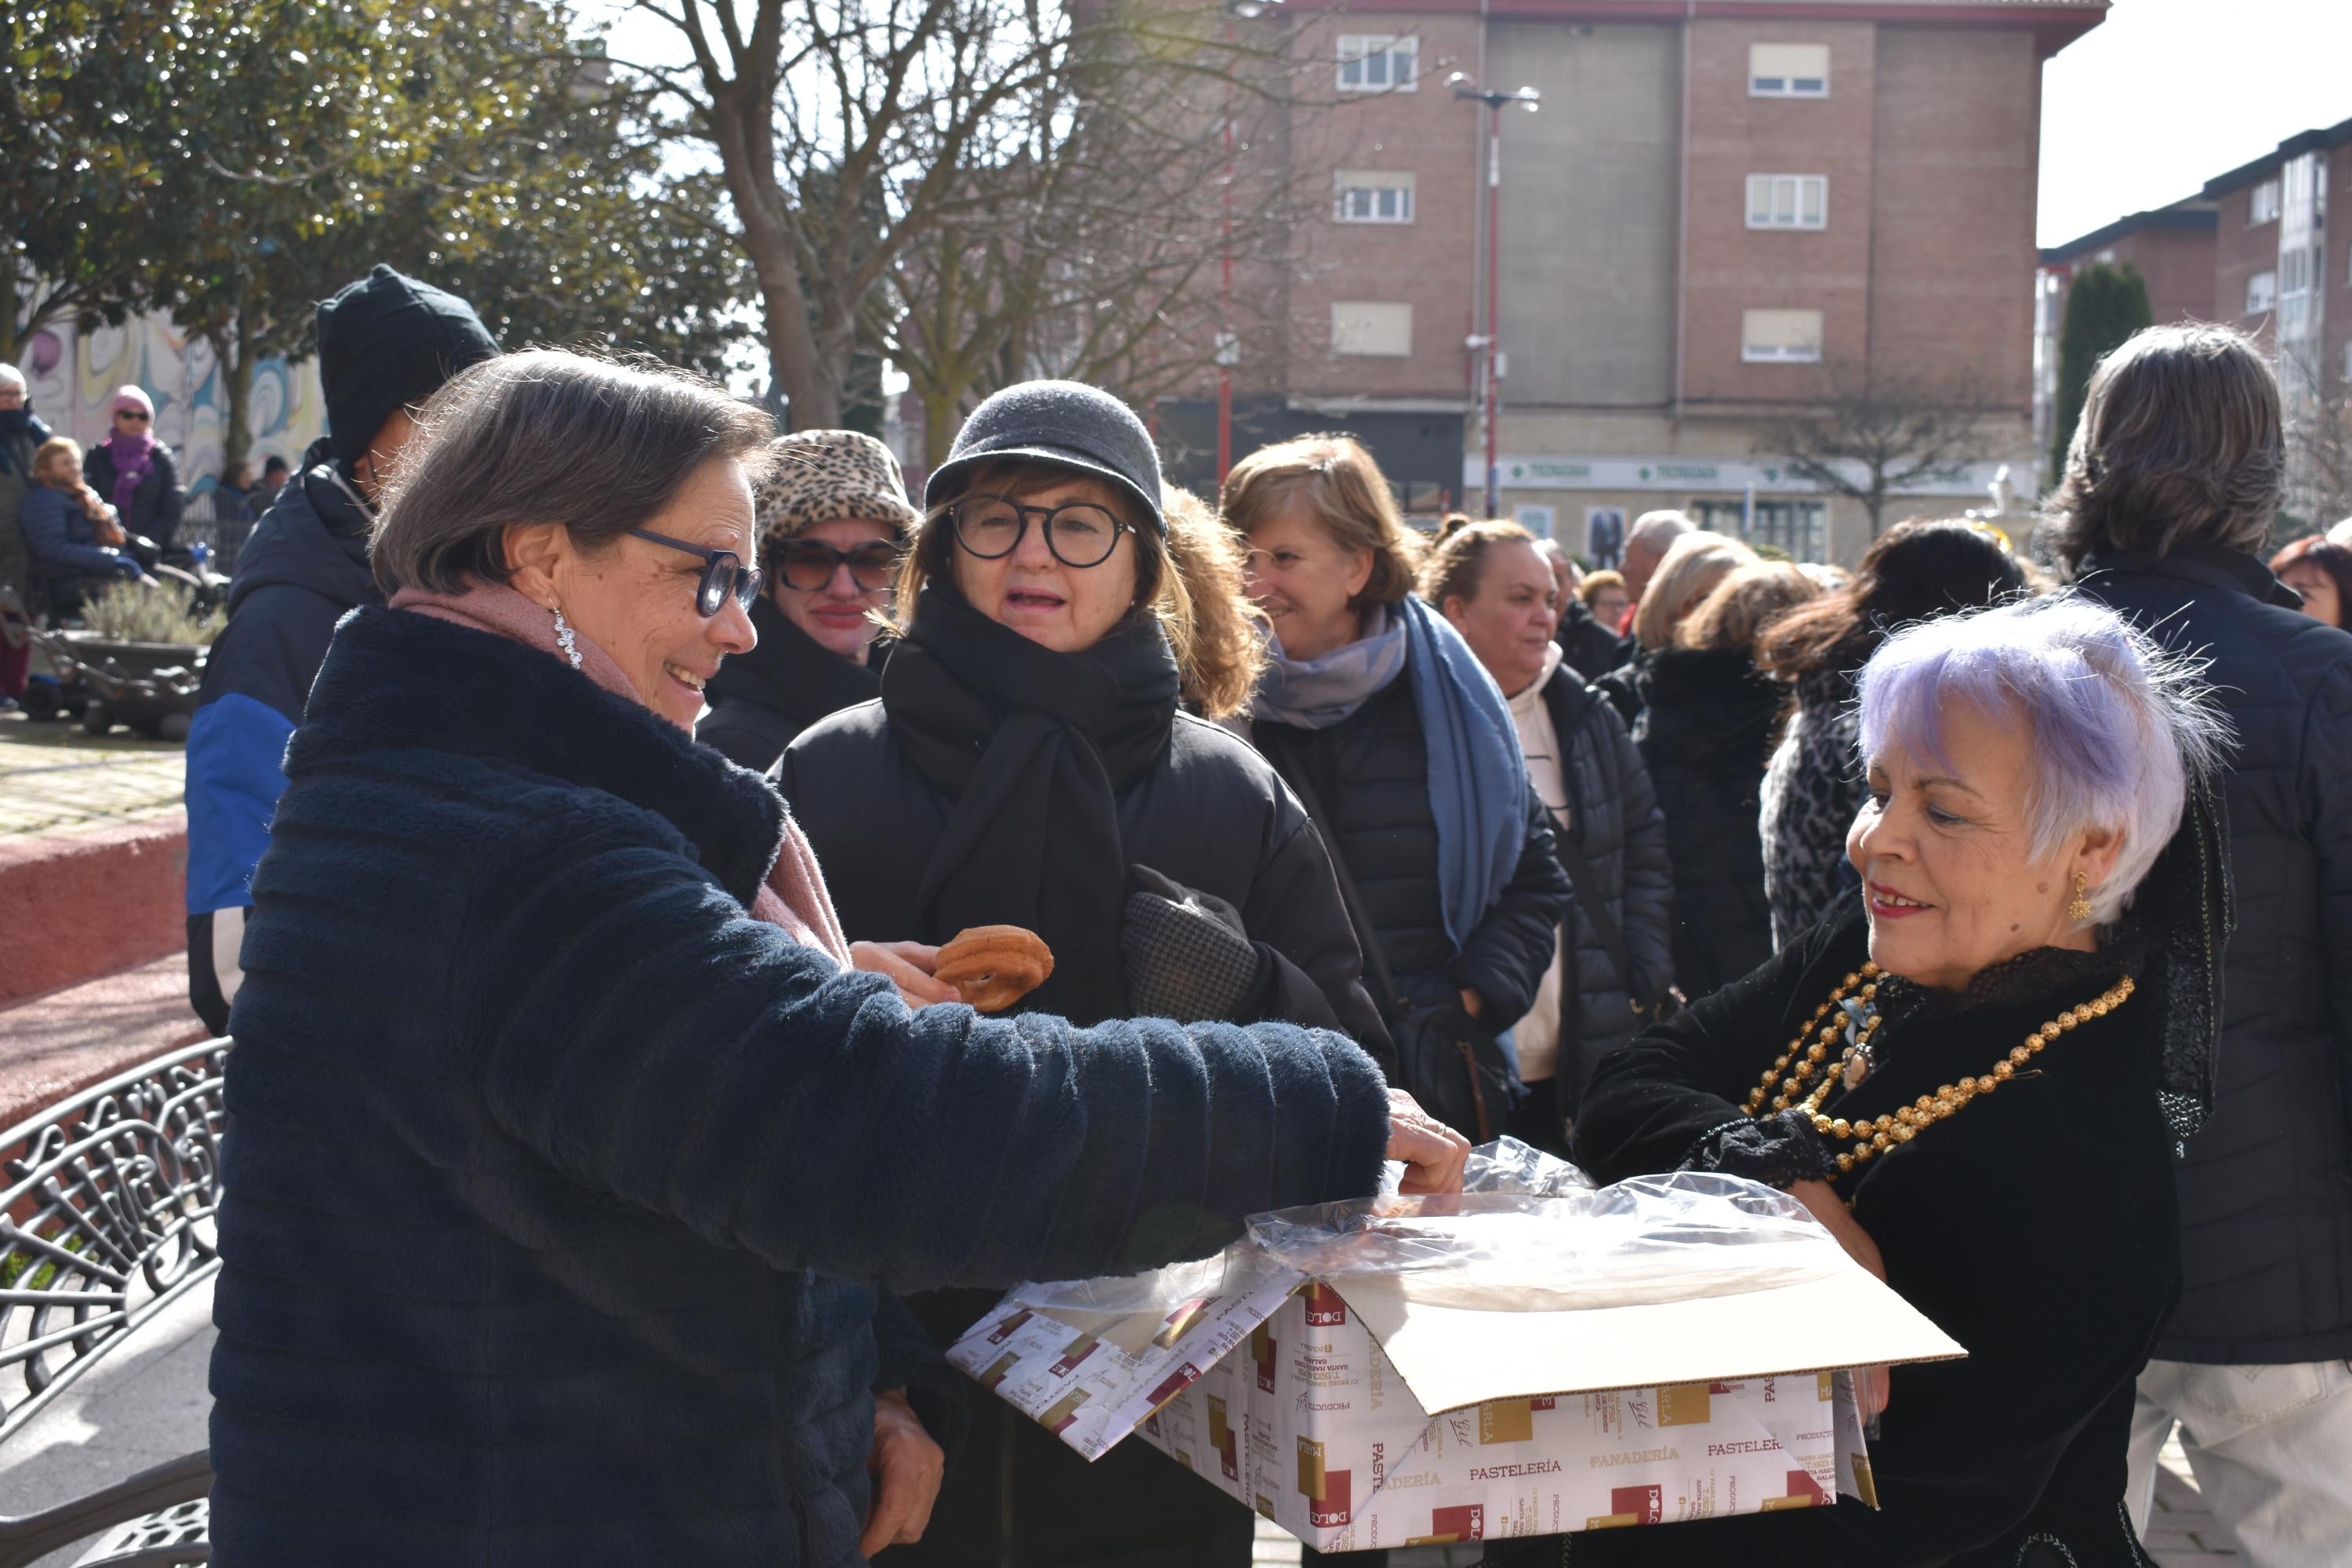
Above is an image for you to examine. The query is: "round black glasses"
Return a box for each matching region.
[949,495,1131,568]
[627,528,764,617]
[776,538,899,593]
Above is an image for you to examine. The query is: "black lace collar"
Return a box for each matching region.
[1874,931,2154,1028]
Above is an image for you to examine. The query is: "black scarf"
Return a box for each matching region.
[882,581,1181,1024]
[703,593,882,731]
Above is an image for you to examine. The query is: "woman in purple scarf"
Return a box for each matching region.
[82,385,183,557]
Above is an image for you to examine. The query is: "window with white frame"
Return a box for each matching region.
[2246,270,2278,314]
[1750,43,1828,97]
[1742,308,1824,363]
[1337,35,1417,93]
[2249,179,2281,224]
[1747,174,1827,230]
[1332,301,1413,357]
[1334,170,1416,224]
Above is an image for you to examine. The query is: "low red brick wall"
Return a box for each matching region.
[0,812,187,1005]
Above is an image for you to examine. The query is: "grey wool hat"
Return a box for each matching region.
[924,379,1167,535]
[753,429,922,548]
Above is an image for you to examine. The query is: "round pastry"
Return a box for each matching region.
[935,925,1056,1013]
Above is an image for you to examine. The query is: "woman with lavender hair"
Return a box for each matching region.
[1483,595,2231,1568]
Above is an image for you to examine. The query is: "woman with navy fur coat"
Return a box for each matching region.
[205,350,1467,1568]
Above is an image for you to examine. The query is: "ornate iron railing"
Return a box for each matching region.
[0,1040,228,1445]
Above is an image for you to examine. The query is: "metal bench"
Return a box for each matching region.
[0,1040,227,1568]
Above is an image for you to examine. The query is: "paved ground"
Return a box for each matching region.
[0,710,186,840]
[0,955,209,1131]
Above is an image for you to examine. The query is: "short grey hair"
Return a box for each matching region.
[2044,324,2285,573]
[1625,510,1692,556]
[372,349,774,596]
[0,364,24,393]
[1856,593,2229,926]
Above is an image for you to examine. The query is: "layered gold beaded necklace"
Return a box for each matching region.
[1744,962,2137,1178]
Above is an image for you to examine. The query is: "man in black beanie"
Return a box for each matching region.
[183,265,498,1034]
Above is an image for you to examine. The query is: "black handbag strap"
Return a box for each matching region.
[1265,744,1405,1022]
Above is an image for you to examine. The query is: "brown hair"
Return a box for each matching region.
[1218,434,1424,608]
[1577,568,1625,607]
[1418,520,1537,608]
[891,458,1201,674]
[2045,323,2286,572]
[1632,532,1759,650]
[1757,517,2029,680]
[370,350,772,595]
[1678,563,1819,652]
[1162,485,1270,718]
[2271,535,2352,629]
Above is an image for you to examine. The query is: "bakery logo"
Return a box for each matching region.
[1406,1504,1486,1544]
[1304,1280,1348,1327]
[986,1309,1034,1345]
[1817,1370,1837,1404]
[1155,1299,1212,1349]
[1251,1323,1278,1392]
[1585,1484,1664,1530]
[1208,1395,1240,1481]
[1049,1334,1101,1377]
[1848,1452,1880,1509]
[1760,1469,1828,1511]
[1147,1363,1204,1409]
[1043,1387,1091,1435]
[1657,1382,1729,1427]
[1480,1399,1536,1445]
[979,1352,1019,1392]
[1296,1436,1352,1527]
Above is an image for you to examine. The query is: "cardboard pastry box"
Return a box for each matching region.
[949,1177,1964,1549]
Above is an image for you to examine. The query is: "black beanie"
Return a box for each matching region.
[924,379,1167,535]
[316,265,499,475]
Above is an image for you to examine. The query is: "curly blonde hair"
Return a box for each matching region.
[1161,485,1270,718]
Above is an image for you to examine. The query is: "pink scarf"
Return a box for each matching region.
[389,581,852,967]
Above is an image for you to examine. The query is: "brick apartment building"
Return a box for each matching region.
[2034,114,2352,485]
[1151,0,2107,564]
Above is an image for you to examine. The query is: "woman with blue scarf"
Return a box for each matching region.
[1229,435,1573,1142]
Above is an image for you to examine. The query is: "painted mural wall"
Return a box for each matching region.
[17,311,325,501]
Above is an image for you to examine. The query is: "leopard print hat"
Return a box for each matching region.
[752,430,922,549]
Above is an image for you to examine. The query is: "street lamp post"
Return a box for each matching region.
[1449,74,1538,517]
[1217,0,1271,485]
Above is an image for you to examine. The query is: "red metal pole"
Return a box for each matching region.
[1218,49,1236,485]
[1484,103,1501,517]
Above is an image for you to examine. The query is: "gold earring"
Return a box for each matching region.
[2068,872,2092,924]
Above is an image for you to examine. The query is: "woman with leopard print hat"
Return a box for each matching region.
[695,429,918,771]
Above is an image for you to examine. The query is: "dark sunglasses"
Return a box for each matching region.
[776,537,898,593]
[116,411,151,423]
[627,528,764,617]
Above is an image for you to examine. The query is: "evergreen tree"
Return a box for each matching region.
[2051,263,2153,484]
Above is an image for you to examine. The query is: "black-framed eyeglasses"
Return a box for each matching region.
[115,411,151,423]
[776,537,899,593]
[628,527,764,617]
[949,495,1131,568]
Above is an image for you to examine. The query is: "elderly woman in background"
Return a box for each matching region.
[206,351,1465,1568]
[1229,434,1572,1142]
[1593,530,1756,726]
[2268,533,2352,630]
[1634,561,1815,1000]
[82,385,183,557]
[1485,596,2231,1568]
[697,430,918,772]
[1425,521,1673,1149]
[782,382,1395,1568]
[1756,520,2028,946]
[0,365,51,702]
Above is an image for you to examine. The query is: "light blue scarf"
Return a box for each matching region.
[1255,595,1529,952]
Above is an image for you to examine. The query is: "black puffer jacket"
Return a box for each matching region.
[82,438,183,554]
[1633,645,1784,1004]
[2080,543,2352,1363]
[695,594,881,773]
[1251,673,1572,1025]
[1541,668,1675,1107]
[1553,594,1625,685]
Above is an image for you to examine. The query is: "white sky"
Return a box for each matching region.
[2039,0,2352,247]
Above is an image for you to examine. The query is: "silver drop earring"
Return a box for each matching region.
[550,603,582,671]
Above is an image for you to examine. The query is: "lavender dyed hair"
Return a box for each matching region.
[1855,594,2229,926]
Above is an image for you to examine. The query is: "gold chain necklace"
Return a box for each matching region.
[1744,963,2136,1178]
